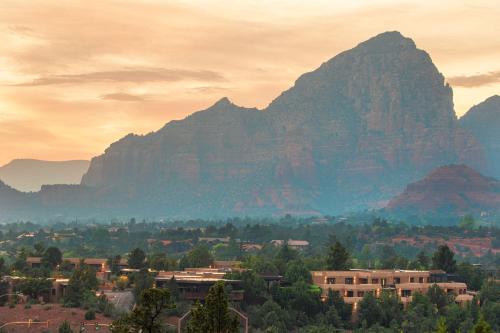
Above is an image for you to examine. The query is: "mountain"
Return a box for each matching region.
[386,165,500,217]
[78,31,482,218]
[460,95,500,179]
[0,159,90,192]
[0,31,487,220]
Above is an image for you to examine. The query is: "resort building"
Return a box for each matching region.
[154,268,244,302]
[312,269,473,310]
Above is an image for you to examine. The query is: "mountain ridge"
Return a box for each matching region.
[0,31,495,220]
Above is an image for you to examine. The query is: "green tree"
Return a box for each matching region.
[284,259,312,284]
[472,315,493,333]
[64,263,99,307]
[325,289,352,323]
[132,268,154,301]
[427,284,449,313]
[416,251,430,269]
[59,320,73,333]
[15,278,52,300]
[186,281,239,333]
[432,245,457,273]
[128,248,146,269]
[357,292,381,328]
[111,288,174,333]
[326,241,350,270]
[459,215,476,230]
[435,317,447,333]
[41,246,63,269]
[184,245,214,268]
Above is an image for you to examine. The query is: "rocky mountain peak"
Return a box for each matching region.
[460,95,500,178]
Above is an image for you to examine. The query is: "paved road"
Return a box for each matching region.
[102,291,134,311]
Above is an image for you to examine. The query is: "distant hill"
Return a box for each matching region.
[386,165,500,217]
[460,95,500,179]
[0,159,90,192]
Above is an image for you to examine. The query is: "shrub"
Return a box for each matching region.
[85,309,96,320]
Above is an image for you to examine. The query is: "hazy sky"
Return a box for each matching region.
[0,0,499,165]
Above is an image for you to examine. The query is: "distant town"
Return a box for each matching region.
[0,216,497,332]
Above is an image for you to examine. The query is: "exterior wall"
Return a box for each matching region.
[312,270,472,309]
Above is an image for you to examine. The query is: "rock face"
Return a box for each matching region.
[386,165,500,216]
[460,95,500,179]
[0,32,487,220]
[0,159,90,192]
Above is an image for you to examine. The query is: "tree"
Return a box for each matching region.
[183,245,214,268]
[325,289,351,323]
[427,284,449,313]
[416,251,429,269]
[284,259,312,284]
[326,241,350,270]
[132,269,154,301]
[435,317,447,333]
[432,245,457,273]
[41,246,63,269]
[128,248,146,269]
[59,320,73,333]
[357,292,381,328]
[472,315,493,333]
[111,288,174,333]
[64,263,99,307]
[15,278,52,300]
[186,281,239,333]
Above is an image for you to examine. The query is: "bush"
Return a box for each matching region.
[85,309,96,320]
[58,320,73,333]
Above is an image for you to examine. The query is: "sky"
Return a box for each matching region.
[0,0,499,165]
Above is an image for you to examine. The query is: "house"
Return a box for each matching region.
[154,268,244,302]
[26,257,109,272]
[271,239,310,251]
[198,237,230,244]
[311,269,473,311]
[241,243,263,252]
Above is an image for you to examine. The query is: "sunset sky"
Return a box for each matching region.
[0,0,499,165]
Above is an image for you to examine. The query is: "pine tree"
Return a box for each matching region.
[326,241,350,270]
[472,315,493,333]
[185,281,239,333]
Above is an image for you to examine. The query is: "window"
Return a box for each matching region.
[410,277,415,283]
[52,289,56,296]
[326,277,336,284]
[345,277,354,285]
[372,278,379,284]
[346,290,354,297]
[359,278,368,284]
[401,289,412,297]
[358,291,365,297]
[394,277,401,284]
[419,277,424,283]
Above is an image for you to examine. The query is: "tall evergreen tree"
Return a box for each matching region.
[326,241,350,270]
[432,245,457,273]
[186,281,239,333]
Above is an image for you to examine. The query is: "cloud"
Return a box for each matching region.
[101,93,148,102]
[447,71,500,88]
[13,68,226,86]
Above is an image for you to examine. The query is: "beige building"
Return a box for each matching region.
[312,269,473,310]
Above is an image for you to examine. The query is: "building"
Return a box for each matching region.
[312,269,473,310]
[26,257,112,272]
[154,268,244,302]
[271,239,310,251]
